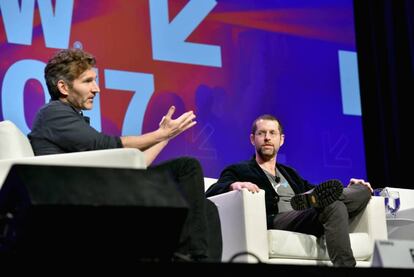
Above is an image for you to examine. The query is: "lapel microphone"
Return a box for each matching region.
[274,175,281,183]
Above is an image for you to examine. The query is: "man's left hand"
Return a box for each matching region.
[348,178,373,193]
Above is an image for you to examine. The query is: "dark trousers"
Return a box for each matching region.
[273,184,371,267]
[150,157,222,261]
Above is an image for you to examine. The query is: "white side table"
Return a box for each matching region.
[386,217,414,240]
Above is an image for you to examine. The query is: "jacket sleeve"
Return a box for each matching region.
[205,165,242,197]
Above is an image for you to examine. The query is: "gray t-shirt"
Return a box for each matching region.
[28,100,122,155]
[262,168,295,213]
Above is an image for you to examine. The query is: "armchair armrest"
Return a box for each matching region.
[208,189,269,263]
[349,196,388,261]
[0,148,146,188]
[349,196,388,240]
[349,196,388,263]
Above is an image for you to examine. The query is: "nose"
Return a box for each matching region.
[92,80,100,94]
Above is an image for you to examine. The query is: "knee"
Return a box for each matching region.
[361,185,372,201]
[347,184,372,206]
[172,157,204,180]
[177,156,202,171]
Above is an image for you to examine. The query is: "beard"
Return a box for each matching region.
[256,145,276,161]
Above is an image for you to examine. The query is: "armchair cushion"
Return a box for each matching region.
[268,230,371,260]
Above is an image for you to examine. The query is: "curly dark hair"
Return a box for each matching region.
[45,48,96,100]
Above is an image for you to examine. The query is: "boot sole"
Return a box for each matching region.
[290,179,343,210]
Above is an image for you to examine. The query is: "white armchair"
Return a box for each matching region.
[207,184,388,267]
[0,120,146,189]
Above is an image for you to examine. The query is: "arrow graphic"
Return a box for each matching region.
[149,0,222,67]
[322,132,352,168]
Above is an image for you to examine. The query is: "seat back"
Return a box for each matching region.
[204,177,218,192]
[0,120,34,159]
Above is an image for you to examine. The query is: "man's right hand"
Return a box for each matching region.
[158,106,196,140]
[229,182,261,193]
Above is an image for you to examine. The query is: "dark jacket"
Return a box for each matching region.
[205,157,315,228]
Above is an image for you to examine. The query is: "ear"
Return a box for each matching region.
[250,133,255,146]
[57,80,69,96]
[279,134,285,147]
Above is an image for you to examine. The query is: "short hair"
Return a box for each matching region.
[251,114,284,135]
[45,48,96,100]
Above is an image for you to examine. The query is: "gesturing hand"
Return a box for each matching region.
[158,106,197,140]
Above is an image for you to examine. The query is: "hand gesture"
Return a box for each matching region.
[158,106,196,140]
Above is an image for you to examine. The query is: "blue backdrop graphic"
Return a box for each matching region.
[0,0,366,184]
